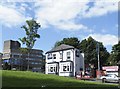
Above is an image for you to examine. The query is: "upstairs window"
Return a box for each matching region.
[76,50,79,57]
[3,53,10,58]
[66,52,71,60]
[53,54,56,59]
[60,53,62,59]
[48,53,52,59]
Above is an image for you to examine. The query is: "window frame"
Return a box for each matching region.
[76,50,80,57]
[48,64,58,73]
[60,63,72,72]
[53,54,56,59]
[66,51,71,60]
[60,53,63,59]
[47,53,52,59]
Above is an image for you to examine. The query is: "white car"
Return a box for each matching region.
[100,74,119,83]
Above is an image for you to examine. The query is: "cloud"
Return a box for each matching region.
[35,0,118,31]
[84,1,118,18]
[0,2,33,28]
[53,22,88,31]
[87,33,118,46]
[0,0,118,30]
[0,4,26,27]
[35,0,90,31]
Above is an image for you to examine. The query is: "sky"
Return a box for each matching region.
[0,0,119,54]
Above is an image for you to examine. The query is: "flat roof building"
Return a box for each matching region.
[2,40,45,72]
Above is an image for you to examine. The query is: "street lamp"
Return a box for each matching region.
[96,42,100,78]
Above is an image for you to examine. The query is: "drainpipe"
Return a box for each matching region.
[59,51,63,76]
[72,49,75,77]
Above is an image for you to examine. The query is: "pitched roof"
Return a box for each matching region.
[46,44,75,53]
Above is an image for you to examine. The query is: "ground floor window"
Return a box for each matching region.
[60,62,72,72]
[48,64,58,73]
[49,66,56,72]
[63,65,69,71]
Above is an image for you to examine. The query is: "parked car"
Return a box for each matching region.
[84,73,91,79]
[76,73,92,80]
[100,74,119,83]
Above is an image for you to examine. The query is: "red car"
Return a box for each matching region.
[76,73,92,80]
[84,74,91,79]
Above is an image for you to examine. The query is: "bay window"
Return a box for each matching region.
[60,63,72,72]
[48,64,58,73]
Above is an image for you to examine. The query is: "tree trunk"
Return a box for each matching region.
[27,52,30,71]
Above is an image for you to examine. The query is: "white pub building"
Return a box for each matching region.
[45,44,84,77]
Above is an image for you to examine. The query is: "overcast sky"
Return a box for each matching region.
[0,0,119,53]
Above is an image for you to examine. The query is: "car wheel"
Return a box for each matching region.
[102,78,106,83]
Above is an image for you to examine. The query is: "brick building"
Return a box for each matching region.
[2,40,45,72]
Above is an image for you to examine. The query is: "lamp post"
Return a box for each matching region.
[97,42,100,78]
[27,52,30,71]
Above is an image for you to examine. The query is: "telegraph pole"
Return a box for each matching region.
[97,42,100,78]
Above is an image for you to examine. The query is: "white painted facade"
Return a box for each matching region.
[45,45,84,77]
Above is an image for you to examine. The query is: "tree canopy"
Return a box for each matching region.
[19,19,41,49]
[107,41,120,65]
[54,36,110,68]
[54,37,80,49]
[80,36,109,68]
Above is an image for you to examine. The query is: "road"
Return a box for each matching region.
[82,78,119,85]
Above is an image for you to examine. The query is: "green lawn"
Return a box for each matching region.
[1,70,118,88]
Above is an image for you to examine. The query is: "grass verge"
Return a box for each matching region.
[1,70,118,89]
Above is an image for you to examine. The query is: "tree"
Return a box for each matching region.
[107,41,120,65]
[18,48,29,70]
[80,36,109,68]
[19,19,41,70]
[54,37,80,49]
[54,36,109,68]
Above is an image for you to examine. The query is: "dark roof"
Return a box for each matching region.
[46,44,75,53]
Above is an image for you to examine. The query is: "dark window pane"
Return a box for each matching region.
[63,66,67,71]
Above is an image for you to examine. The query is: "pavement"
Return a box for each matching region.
[84,78,119,85]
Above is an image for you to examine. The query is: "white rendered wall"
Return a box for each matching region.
[45,49,84,77]
[46,49,74,63]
